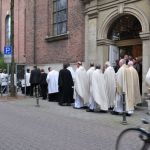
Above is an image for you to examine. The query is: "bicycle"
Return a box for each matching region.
[115,118,150,150]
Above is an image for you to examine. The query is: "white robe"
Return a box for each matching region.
[87,67,95,110]
[146,68,150,88]
[74,66,89,108]
[25,72,31,87]
[92,69,109,111]
[129,66,141,106]
[114,64,134,113]
[67,66,75,81]
[46,70,59,94]
[104,66,116,108]
[1,73,8,86]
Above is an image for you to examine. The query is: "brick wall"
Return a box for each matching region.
[0,0,26,64]
[25,0,85,65]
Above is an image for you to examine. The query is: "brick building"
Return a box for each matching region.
[0,0,85,69]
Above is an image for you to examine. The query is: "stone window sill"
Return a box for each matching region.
[45,32,69,42]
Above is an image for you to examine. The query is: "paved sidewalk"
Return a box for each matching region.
[0,95,149,150]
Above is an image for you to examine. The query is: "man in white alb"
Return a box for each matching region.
[91,64,108,112]
[104,61,116,109]
[74,61,89,109]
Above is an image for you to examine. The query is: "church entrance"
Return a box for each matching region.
[108,14,142,62]
[107,14,142,92]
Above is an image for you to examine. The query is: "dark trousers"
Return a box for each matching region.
[2,85,7,93]
[48,92,59,102]
[30,83,39,96]
[40,84,47,99]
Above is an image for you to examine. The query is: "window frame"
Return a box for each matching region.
[5,15,11,45]
[53,0,68,36]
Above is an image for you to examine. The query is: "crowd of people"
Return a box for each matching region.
[1,54,149,117]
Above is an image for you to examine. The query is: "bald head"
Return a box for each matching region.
[128,61,133,67]
[119,59,126,67]
[105,61,111,68]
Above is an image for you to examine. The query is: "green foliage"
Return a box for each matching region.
[0,53,7,70]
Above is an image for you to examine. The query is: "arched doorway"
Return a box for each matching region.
[107,14,142,59]
[107,14,142,93]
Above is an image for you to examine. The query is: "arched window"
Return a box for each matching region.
[53,0,68,36]
[5,15,11,45]
[107,14,142,41]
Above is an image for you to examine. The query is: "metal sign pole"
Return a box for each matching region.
[122,92,127,125]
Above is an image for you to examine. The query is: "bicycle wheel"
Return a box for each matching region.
[116,128,150,150]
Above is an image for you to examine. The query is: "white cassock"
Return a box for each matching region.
[1,73,8,86]
[46,70,59,94]
[25,72,31,87]
[114,64,134,114]
[146,68,150,89]
[104,66,116,108]
[74,66,89,108]
[0,73,2,84]
[67,66,75,81]
[92,69,109,111]
[87,67,95,110]
[128,66,141,106]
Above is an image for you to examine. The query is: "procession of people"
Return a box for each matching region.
[0,54,149,117]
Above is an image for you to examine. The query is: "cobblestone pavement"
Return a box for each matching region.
[0,95,149,150]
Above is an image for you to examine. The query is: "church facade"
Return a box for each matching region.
[0,0,150,93]
[81,0,150,93]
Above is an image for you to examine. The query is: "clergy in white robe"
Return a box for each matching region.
[91,65,109,111]
[86,63,95,111]
[46,69,59,102]
[104,61,116,109]
[113,59,134,115]
[74,61,89,108]
[145,68,150,93]
[128,61,141,106]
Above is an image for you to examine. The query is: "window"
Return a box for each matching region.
[53,0,67,36]
[5,15,11,45]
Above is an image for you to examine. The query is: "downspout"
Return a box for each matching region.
[0,0,1,49]
[33,0,36,64]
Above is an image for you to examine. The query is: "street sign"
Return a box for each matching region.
[4,45,12,63]
[4,45,12,55]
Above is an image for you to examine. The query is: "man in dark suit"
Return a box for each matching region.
[39,69,47,100]
[30,66,41,96]
[58,63,74,106]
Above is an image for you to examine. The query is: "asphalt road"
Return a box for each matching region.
[0,97,148,150]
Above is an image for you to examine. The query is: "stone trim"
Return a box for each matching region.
[99,5,150,39]
[45,32,69,42]
[88,11,98,19]
[140,32,150,40]
[97,39,115,46]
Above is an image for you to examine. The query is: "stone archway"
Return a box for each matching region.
[98,5,149,39]
[97,5,150,94]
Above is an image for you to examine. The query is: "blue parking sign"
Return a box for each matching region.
[4,45,12,55]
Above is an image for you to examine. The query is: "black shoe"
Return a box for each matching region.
[66,103,71,106]
[86,109,94,112]
[111,111,119,115]
[58,103,67,106]
[126,113,132,117]
[73,106,81,109]
[99,110,108,113]
[81,106,88,109]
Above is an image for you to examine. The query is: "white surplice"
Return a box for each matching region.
[92,69,109,111]
[104,66,116,108]
[46,70,59,94]
[146,68,150,88]
[74,66,89,108]
[114,64,134,114]
[128,66,141,106]
[87,67,95,110]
